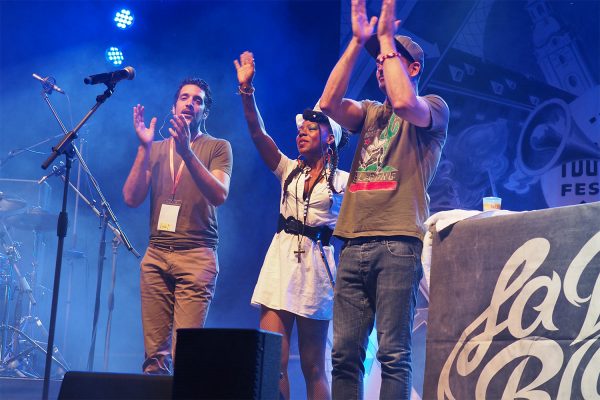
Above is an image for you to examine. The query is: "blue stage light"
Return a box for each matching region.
[105,47,124,66]
[114,9,134,29]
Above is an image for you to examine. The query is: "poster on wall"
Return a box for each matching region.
[343,0,599,213]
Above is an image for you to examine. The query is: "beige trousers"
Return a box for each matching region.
[140,245,218,374]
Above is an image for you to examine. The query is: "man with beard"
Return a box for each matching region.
[123,78,232,374]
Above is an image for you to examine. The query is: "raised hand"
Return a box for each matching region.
[377,0,400,42]
[351,0,377,45]
[133,104,156,145]
[169,114,193,158]
[234,51,255,87]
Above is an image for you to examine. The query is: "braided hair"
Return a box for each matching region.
[281,160,305,204]
[325,128,349,195]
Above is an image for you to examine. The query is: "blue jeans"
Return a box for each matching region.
[331,236,423,400]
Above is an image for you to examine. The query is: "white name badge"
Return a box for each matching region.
[157,202,181,232]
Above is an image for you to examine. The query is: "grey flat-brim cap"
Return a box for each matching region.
[364,34,424,67]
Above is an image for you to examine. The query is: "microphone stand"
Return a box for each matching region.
[87,210,108,372]
[39,81,138,400]
[52,173,140,254]
[49,172,140,372]
[103,235,121,371]
[0,133,65,169]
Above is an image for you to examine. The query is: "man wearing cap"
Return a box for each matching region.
[319,0,449,398]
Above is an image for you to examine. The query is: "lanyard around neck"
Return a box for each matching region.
[169,134,200,198]
[169,139,185,198]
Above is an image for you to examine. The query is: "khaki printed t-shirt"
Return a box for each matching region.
[148,133,233,248]
[334,95,449,240]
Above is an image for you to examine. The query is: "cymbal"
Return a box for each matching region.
[0,193,27,213]
[5,207,57,232]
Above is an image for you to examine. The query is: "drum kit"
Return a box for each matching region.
[0,192,68,378]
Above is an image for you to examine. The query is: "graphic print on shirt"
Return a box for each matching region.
[349,114,400,192]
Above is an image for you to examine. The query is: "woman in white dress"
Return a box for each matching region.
[235,51,349,400]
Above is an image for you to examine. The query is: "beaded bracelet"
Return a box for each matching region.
[376,51,401,65]
[237,85,255,95]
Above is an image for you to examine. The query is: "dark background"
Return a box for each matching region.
[0,0,598,397]
[0,0,344,387]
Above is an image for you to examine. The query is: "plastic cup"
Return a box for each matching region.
[483,196,502,211]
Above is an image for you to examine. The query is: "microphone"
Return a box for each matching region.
[84,66,135,85]
[38,162,66,184]
[32,73,65,94]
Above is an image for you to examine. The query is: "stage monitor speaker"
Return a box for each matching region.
[173,328,282,400]
[57,371,173,400]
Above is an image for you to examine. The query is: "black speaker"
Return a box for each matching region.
[58,371,173,400]
[173,328,282,400]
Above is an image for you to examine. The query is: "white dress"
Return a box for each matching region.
[251,153,349,320]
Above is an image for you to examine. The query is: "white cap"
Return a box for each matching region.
[295,100,342,147]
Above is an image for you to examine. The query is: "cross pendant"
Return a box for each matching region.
[294,244,305,263]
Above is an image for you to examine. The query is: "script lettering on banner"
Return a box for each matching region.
[437,233,600,400]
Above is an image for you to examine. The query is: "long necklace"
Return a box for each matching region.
[293,165,325,263]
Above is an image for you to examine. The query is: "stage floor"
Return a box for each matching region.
[0,377,61,400]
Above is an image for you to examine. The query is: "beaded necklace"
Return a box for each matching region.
[292,162,334,262]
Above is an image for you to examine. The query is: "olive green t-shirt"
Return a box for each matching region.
[333,95,449,240]
[148,133,233,248]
